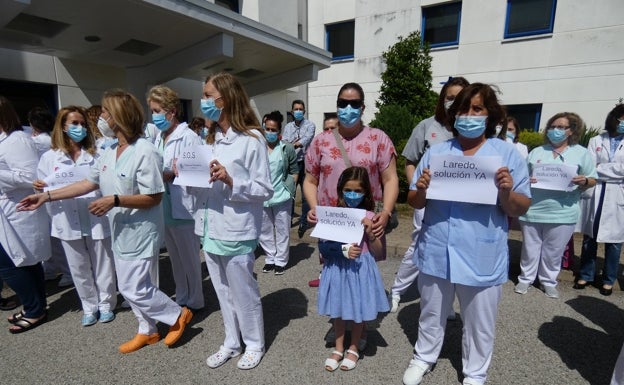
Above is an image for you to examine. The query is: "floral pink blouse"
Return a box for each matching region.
[305,126,396,207]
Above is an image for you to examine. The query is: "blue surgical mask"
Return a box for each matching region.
[200,98,222,121]
[201,126,209,139]
[265,132,278,143]
[293,110,304,121]
[66,124,87,142]
[338,106,362,128]
[454,116,487,139]
[617,120,624,134]
[343,191,365,208]
[506,132,516,141]
[547,128,567,144]
[152,113,171,131]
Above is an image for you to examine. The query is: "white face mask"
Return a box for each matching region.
[97,117,115,138]
[444,100,454,111]
[495,125,503,136]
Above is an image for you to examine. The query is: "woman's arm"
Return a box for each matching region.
[407,168,430,209]
[18,179,99,211]
[87,192,163,217]
[363,217,383,258]
[372,156,399,237]
[303,172,319,224]
[496,167,531,217]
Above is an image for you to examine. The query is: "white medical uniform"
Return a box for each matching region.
[88,138,180,334]
[38,148,116,316]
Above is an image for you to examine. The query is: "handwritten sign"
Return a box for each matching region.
[531,163,577,191]
[173,145,214,188]
[426,154,502,205]
[310,206,366,244]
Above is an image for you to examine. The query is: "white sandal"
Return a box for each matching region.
[340,349,359,371]
[206,347,241,368]
[237,350,264,370]
[324,350,344,372]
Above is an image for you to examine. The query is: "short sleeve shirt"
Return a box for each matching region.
[305,126,396,207]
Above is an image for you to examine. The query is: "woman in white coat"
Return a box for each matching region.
[0,95,51,333]
[198,73,273,370]
[34,105,117,326]
[575,104,624,296]
[19,90,193,353]
[148,85,204,311]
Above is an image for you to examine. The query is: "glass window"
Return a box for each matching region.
[506,104,543,132]
[326,20,355,60]
[421,2,462,48]
[505,0,556,39]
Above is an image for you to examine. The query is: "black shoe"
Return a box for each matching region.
[274,266,285,275]
[262,264,275,273]
[600,286,613,296]
[573,281,589,290]
[298,223,307,239]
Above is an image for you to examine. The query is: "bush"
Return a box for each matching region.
[518,130,543,152]
[579,126,602,147]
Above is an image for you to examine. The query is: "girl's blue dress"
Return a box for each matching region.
[317,236,389,323]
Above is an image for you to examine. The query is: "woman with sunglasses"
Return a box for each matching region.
[515,112,597,299]
[304,82,398,358]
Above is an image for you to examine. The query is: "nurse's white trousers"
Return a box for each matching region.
[61,237,116,315]
[205,251,264,353]
[518,221,575,287]
[414,273,501,384]
[258,200,292,268]
[163,224,204,309]
[116,256,181,335]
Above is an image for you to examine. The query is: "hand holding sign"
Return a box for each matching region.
[174,145,214,188]
[531,163,577,191]
[310,206,366,244]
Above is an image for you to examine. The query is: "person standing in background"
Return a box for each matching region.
[281,99,315,238]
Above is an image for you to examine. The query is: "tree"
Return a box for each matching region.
[376,31,438,123]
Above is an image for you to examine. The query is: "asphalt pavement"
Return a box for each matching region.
[1,207,623,385]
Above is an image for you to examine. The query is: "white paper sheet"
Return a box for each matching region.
[531,163,577,191]
[173,145,214,188]
[43,164,95,198]
[310,206,366,244]
[426,154,502,205]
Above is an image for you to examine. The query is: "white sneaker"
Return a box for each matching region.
[121,300,131,309]
[57,274,74,288]
[463,378,481,385]
[390,295,400,313]
[403,359,432,385]
[541,285,559,299]
[514,282,530,294]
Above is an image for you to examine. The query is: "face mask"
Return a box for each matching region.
[506,132,516,141]
[617,120,624,134]
[454,116,487,139]
[547,128,567,144]
[97,117,115,138]
[293,110,304,121]
[200,98,222,122]
[495,125,503,136]
[201,126,209,139]
[66,124,87,142]
[265,132,278,143]
[343,191,365,208]
[152,113,171,131]
[100,138,118,150]
[338,106,362,128]
[444,100,454,111]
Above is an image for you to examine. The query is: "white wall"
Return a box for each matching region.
[307,0,624,131]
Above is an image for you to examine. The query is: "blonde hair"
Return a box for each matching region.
[101,89,145,141]
[147,85,181,119]
[86,105,102,139]
[204,73,261,138]
[51,106,96,155]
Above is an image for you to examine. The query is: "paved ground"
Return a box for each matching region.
[2,206,623,384]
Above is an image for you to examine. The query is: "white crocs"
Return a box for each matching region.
[206,347,241,369]
[237,350,264,370]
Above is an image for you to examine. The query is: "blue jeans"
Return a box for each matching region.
[0,242,47,318]
[578,235,622,286]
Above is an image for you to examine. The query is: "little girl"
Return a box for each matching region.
[316,166,389,371]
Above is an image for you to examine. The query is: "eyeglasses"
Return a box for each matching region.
[548,126,570,130]
[337,99,363,109]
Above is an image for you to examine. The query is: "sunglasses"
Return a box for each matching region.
[337,99,363,109]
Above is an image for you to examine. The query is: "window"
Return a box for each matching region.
[421,2,462,48]
[506,104,542,132]
[215,0,239,13]
[504,0,556,39]
[326,20,354,60]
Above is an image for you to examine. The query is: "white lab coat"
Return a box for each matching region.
[154,122,201,220]
[578,133,624,242]
[0,131,51,266]
[199,128,273,241]
[37,149,111,240]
